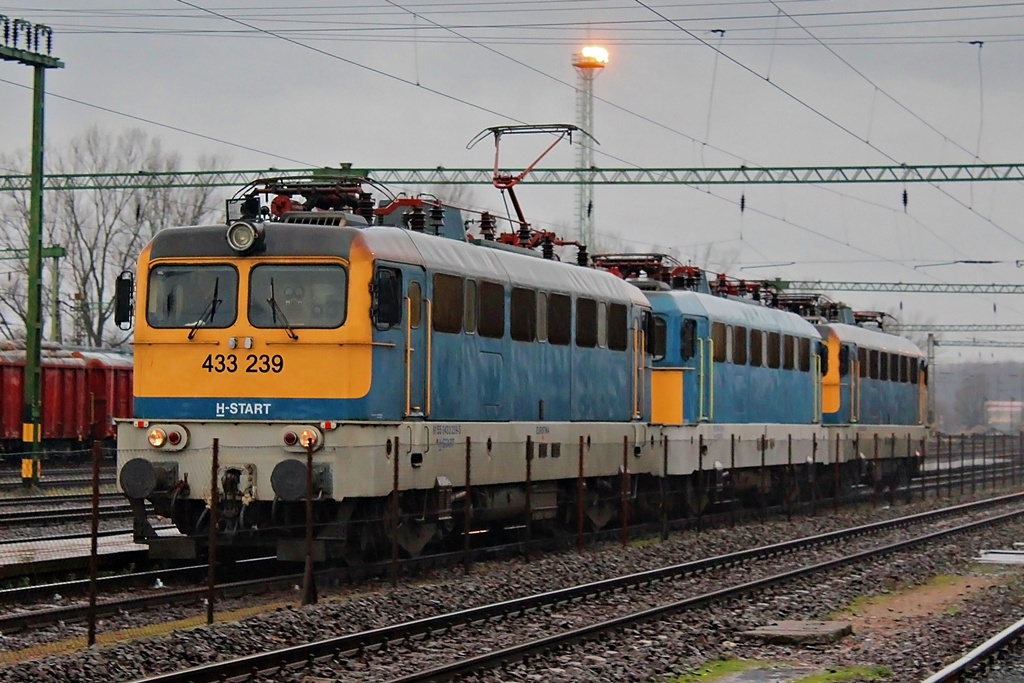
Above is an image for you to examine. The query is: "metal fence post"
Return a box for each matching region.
[697,434,704,532]
[660,436,668,541]
[390,435,399,588]
[576,435,585,553]
[833,432,840,514]
[786,434,793,522]
[759,435,767,521]
[87,439,101,645]
[464,437,472,573]
[971,434,977,495]
[811,433,818,515]
[954,432,962,497]
[730,433,737,527]
[620,435,629,547]
[920,437,927,501]
[872,433,879,508]
[302,438,317,606]
[524,436,533,561]
[905,434,913,502]
[207,438,219,625]
[982,434,989,491]
[888,433,896,507]
[947,435,953,499]
[935,433,942,499]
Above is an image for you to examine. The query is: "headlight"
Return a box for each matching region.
[148,428,167,448]
[226,221,264,253]
[299,428,319,449]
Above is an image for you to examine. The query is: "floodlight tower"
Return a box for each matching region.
[572,45,608,248]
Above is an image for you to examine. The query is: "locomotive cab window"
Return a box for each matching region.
[148,264,239,329]
[858,348,868,378]
[464,279,477,334]
[536,292,548,342]
[249,264,347,329]
[650,316,667,361]
[798,337,811,372]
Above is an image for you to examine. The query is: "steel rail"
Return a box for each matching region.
[130,493,1024,683]
[0,475,115,492]
[0,525,166,547]
[389,507,1024,683]
[0,491,121,506]
[921,614,1024,682]
[0,502,129,524]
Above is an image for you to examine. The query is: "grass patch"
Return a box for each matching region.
[665,658,763,682]
[630,536,662,549]
[793,665,891,682]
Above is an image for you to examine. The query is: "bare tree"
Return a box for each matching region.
[0,127,224,347]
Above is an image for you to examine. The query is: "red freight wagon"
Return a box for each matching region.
[72,350,135,442]
[0,343,133,458]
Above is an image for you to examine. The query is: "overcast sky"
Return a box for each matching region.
[3,0,1024,363]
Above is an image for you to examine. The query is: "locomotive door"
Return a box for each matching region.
[405,268,428,418]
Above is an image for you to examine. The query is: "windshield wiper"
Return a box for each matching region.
[188,277,221,340]
[268,277,298,340]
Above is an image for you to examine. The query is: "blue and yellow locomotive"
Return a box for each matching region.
[116,175,654,559]
[115,175,928,560]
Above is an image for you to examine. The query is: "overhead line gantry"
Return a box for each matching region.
[1,163,1024,192]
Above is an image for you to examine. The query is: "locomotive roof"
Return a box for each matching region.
[146,223,647,306]
[819,323,925,357]
[358,227,649,307]
[647,290,822,339]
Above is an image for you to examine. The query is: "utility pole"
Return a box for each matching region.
[0,16,64,487]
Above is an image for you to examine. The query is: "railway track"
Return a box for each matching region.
[0,501,130,525]
[922,616,1024,682]
[124,492,1024,683]
[0,475,116,493]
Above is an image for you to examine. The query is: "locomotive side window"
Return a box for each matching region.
[478,281,505,338]
[148,264,238,329]
[511,287,537,342]
[432,274,462,333]
[596,302,608,348]
[783,334,794,370]
[608,303,628,351]
[548,293,571,345]
[408,281,422,329]
[750,329,762,368]
[464,279,478,334]
[712,322,727,362]
[798,337,811,372]
[681,319,697,361]
[650,316,667,361]
[910,359,919,384]
[576,297,598,348]
[879,352,889,381]
[767,332,781,369]
[869,350,879,379]
[858,348,868,378]
[900,355,909,383]
[890,354,900,383]
[249,264,346,329]
[733,326,748,365]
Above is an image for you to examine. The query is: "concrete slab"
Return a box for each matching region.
[736,620,853,645]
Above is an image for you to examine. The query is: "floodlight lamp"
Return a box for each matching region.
[581,46,609,64]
